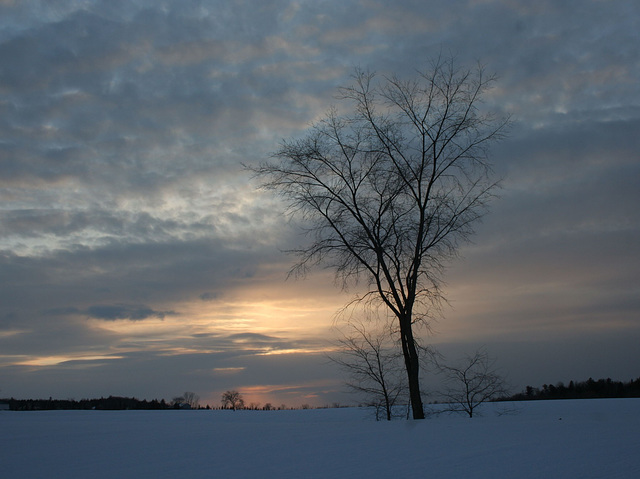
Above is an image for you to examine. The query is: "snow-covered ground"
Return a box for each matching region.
[1,398,639,478]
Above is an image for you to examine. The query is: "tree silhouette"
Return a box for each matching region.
[253,55,508,418]
[331,321,407,420]
[437,349,508,417]
[221,390,245,410]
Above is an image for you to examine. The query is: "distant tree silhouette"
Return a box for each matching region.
[503,377,640,401]
[221,390,245,410]
[182,391,200,409]
[4,395,175,411]
[436,349,508,418]
[170,392,200,409]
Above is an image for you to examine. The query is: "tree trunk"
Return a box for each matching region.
[381,383,392,421]
[400,316,425,419]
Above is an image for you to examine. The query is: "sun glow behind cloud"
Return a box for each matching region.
[224,379,341,407]
[73,283,345,359]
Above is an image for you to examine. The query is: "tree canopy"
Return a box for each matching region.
[254,56,509,418]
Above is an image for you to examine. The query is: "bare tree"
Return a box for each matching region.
[170,391,200,409]
[253,55,508,419]
[437,349,508,418]
[221,390,245,410]
[330,321,407,420]
[182,391,200,409]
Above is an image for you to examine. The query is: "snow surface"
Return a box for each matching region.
[1,399,639,478]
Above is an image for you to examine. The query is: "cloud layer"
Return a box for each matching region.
[1,0,639,405]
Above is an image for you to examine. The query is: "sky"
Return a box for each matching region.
[1,0,639,408]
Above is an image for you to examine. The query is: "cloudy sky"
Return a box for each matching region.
[1,0,639,407]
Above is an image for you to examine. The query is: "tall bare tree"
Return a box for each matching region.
[253,56,508,419]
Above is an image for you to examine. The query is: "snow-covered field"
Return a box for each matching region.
[1,398,639,478]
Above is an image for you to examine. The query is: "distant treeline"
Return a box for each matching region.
[0,396,342,411]
[501,377,640,401]
[1,396,201,411]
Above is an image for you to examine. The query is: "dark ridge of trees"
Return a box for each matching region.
[499,377,640,402]
[1,396,173,411]
[0,396,353,411]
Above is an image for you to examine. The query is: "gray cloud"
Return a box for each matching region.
[86,304,174,321]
